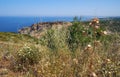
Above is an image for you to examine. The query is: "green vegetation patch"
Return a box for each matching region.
[0,32,38,43]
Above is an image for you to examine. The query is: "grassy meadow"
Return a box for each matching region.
[0,18,120,77]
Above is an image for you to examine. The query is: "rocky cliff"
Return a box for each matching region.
[19,22,72,38]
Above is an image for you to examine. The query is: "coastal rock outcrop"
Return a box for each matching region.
[19,22,72,38]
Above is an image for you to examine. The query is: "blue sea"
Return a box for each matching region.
[0,16,95,32]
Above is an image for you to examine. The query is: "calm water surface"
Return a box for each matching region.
[0,16,94,32]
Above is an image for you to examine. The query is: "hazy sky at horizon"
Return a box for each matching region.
[0,0,120,16]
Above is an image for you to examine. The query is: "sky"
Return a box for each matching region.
[0,0,120,17]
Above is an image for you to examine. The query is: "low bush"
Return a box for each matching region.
[11,44,41,71]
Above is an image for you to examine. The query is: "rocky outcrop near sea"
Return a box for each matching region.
[19,22,72,38]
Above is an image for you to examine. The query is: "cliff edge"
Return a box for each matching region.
[19,22,72,38]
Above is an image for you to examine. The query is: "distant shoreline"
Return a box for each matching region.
[0,16,120,32]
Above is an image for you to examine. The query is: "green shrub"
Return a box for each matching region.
[67,18,108,51]
[12,44,41,71]
[39,27,68,52]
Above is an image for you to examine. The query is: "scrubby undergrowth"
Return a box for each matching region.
[0,18,120,77]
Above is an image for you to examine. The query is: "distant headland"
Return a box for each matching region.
[19,21,72,38]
